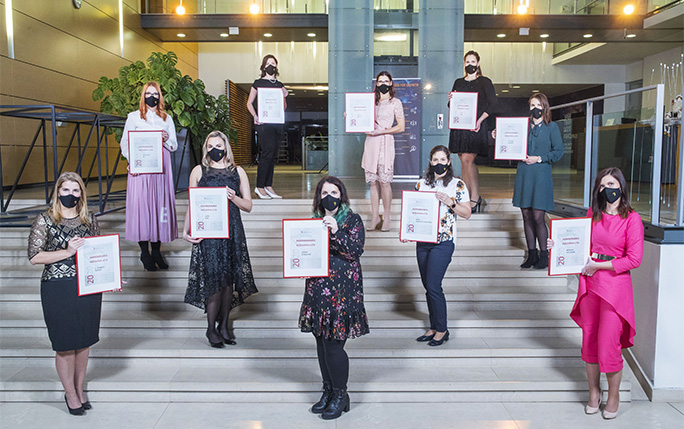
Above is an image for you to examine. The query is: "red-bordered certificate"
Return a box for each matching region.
[448,91,478,130]
[282,218,330,278]
[257,87,285,124]
[549,217,592,276]
[128,130,164,174]
[188,187,230,239]
[345,92,375,133]
[400,190,441,243]
[495,117,529,161]
[76,234,122,296]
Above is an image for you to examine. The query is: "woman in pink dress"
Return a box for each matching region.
[361,71,405,232]
[552,167,643,420]
[120,81,178,271]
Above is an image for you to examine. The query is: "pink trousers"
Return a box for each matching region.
[579,291,624,373]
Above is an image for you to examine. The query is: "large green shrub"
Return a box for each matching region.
[92,51,237,150]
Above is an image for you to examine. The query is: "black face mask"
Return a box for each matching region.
[59,194,80,209]
[377,84,391,94]
[321,195,340,212]
[208,147,226,162]
[145,96,159,108]
[264,65,277,76]
[601,187,621,204]
[465,64,478,75]
[431,163,449,176]
[531,107,543,119]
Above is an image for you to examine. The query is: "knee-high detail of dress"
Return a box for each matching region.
[361,97,404,183]
[185,167,258,310]
[299,212,369,340]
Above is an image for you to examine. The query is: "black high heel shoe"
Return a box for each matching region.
[65,395,85,416]
[151,251,169,270]
[140,252,157,271]
[416,332,435,342]
[206,330,225,348]
[470,196,483,213]
[81,401,92,410]
[428,330,450,347]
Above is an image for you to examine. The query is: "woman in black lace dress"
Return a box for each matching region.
[183,131,257,348]
[299,176,369,420]
[28,172,101,415]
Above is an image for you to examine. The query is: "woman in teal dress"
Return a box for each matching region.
[509,93,564,269]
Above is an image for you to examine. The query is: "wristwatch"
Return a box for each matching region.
[536,156,542,163]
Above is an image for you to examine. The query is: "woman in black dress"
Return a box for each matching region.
[299,176,369,420]
[28,172,102,415]
[183,131,258,348]
[448,50,497,213]
[246,54,288,200]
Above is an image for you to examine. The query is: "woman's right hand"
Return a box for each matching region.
[183,233,203,244]
[491,129,497,139]
[66,236,85,256]
[254,116,262,125]
[547,238,554,250]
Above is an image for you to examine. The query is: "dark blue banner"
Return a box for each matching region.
[392,78,422,177]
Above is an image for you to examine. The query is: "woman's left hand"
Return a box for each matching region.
[323,216,338,234]
[524,156,541,165]
[471,119,482,133]
[581,258,600,277]
[226,186,237,200]
[435,191,452,206]
[161,130,169,142]
[366,129,381,137]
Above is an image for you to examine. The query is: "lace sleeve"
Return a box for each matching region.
[27,213,48,261]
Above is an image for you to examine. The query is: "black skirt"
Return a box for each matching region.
[40,278,102,352]
[448,125,489,157]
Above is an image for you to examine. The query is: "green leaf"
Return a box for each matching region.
[173,100,185,115]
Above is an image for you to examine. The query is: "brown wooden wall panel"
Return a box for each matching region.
[228,80,252,167]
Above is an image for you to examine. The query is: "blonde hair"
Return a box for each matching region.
[48,172,90,224]
[201,131,236,171]
[139,81,168,121]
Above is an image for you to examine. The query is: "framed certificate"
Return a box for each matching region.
[495,117,529,161]
[400,190,441,243]
[282,219,329,278]
[257,87,285,124]
[345,92,375,133]
[188,187,230,239]
[549,217,592,276]
[448,91,478,130]
[76,234,122,296]
[128,130,164,174]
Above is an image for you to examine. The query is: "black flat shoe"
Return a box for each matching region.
[416,333,435,342]
[140,253,157,271]
[81,401,92,410]
[428,330,450,347]
[151,251,169,270]
[65,395,85,416]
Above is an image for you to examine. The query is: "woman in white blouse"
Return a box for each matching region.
[410,145,471,346]
[120,81,178,271]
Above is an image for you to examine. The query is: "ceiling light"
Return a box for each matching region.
[177,33,186,38]
[497,33,506,38]
[517,4,528,14]
[249,2,260,14]
[424,83,432,90]
[175,1,185,15]
[307,33,316,37]
[374,33,408,42]
[623,4,635,15]
[540,34,549,38]
[264,33,273,38]
[532,89,540,93]
[626,33,636,38]
[501,89,509,93]
[583,34,593,38]
[512,85,521,89]
[220,33,229,38]
[318,93,325,96]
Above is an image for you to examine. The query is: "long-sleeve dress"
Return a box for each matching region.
[299,211,370,340]
[361,97,404,183]
[120,110,178,243]
[512,121,565,212]
[569,209,644,349]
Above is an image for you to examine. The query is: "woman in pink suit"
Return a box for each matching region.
[553,167,643,420]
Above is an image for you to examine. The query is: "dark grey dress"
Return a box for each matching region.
[512,121,565,212]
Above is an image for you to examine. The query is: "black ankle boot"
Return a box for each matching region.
[311,382,333,414]
[151,250,169,270]
[520,249,539,268]
[321,388,350,420]
[534,250,549,270]
[140,252,157,271]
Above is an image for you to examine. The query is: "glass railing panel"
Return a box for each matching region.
[660,119,682,225]
[551,117,585,208]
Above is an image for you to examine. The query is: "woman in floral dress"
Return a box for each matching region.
[299,176,369,420]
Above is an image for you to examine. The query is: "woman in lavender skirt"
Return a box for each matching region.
[120,81,178,271]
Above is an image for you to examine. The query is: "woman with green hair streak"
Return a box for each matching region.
[298,176,369,420]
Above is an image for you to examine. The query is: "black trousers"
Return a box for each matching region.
[315,335,349,390]
[255,124,282,188]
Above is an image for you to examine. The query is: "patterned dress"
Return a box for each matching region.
[184,167,258,310]
[299,211,370,340]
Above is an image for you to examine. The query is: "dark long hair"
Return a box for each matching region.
[374,71,395,105]
[591,167,633,222]
[259,54,279,78]
[313,176,351,222]
[529,92,552,125]
[463,50,483,77]
[423,145,455,187]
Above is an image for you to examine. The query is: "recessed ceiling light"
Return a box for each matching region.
[532,89,540,93]
[540,34,549,38]
[177,33,186,38]
[583,34,593,38]
[220,33,229,38]
[626,34,636,38]
[375,33,408,42]
[307,33,316,37]
[318,93,325,96]
[501,89,509,93]
[623,4,635,15]
[424,83,432,90]
[264,33,273,37]
[497,33,506,38]
[512,85,521,89]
